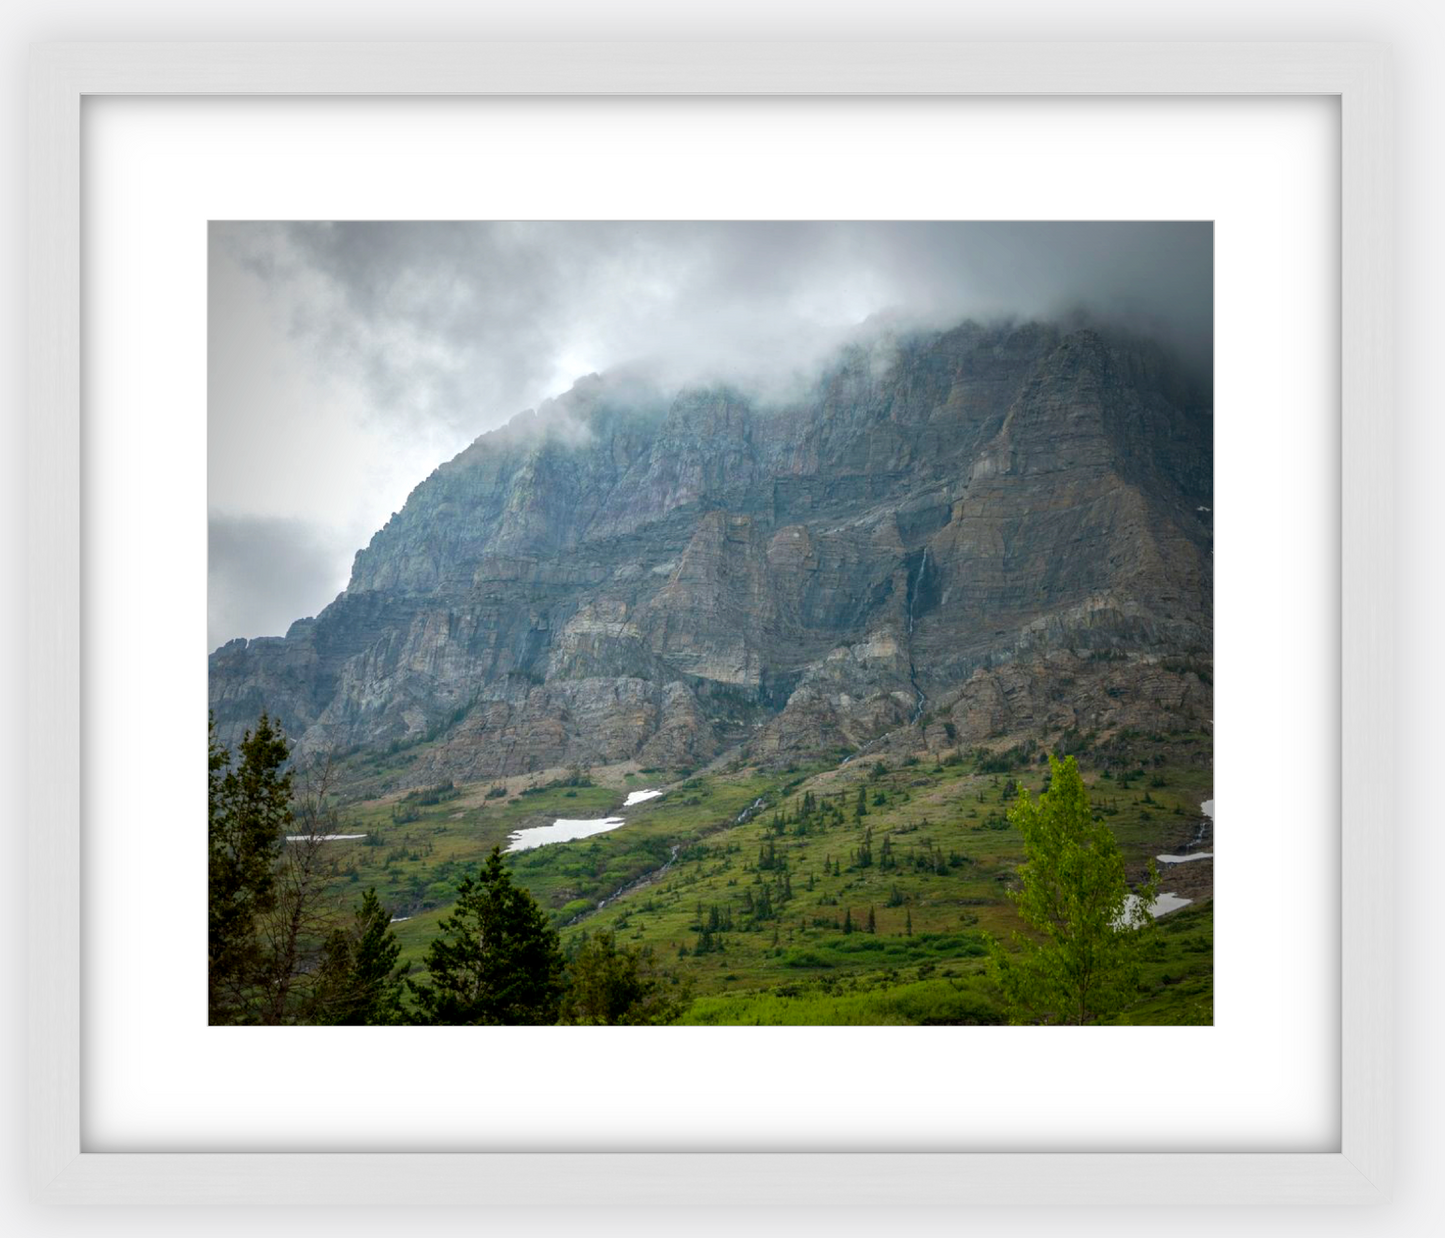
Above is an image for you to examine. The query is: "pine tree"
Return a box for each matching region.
[314,888,404,1025]
[866,905,876,934]
[905,909,913,936]
[560,930,690,1025]
[408,848,564,1025]
[843,908,854,935]
[208,712,292,1024]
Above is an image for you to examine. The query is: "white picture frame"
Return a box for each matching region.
[25,41,1394,1207]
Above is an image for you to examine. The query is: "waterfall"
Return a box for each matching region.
[906,547,928,726]
[908,546,928,635]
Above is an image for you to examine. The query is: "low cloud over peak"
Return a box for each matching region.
[209,221,1211,650]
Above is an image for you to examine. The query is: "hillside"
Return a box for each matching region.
[209,317,1213,783]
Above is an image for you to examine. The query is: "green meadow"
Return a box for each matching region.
[308,727,1214,1025]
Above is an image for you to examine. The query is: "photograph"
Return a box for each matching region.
[207,220,1214,1027]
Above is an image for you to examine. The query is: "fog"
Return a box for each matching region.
[209,221,1211,651]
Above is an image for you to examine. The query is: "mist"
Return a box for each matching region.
[209,221,1212,651]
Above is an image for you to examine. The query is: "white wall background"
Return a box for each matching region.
[2,2,1439,1236]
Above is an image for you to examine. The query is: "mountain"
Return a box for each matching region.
[209,318,1213,784]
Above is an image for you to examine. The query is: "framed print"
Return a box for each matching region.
[25,42,1393,1206]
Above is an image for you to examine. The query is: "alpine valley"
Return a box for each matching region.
[209,316,1216,1025]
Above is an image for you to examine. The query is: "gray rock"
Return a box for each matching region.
[209,319,1212,779]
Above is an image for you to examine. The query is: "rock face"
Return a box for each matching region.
[209,319,1213,780]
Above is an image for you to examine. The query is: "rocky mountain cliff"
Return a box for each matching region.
[209,319,1213,782]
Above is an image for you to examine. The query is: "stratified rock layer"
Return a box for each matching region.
[209,319,1213,779]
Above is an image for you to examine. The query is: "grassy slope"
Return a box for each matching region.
[311,730,1214,1025]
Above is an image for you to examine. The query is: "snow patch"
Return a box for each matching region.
[505,817,626,853]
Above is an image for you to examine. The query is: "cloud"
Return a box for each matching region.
[208,515,353,652]
[208,221,1211,648]
[216,221,1211,429]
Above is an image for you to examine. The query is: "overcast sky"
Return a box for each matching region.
[208,220,1212,652]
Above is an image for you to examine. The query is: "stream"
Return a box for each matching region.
[1126,798,1215,922]
[1156,798,1215,865]
[567,795,771,926]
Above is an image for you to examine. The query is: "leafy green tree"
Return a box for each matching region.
[559,930,692,1025]
[991,754,1159,1025]
[408,848,564,1024]
[208,712,292,1023]
[313,888,405,1025]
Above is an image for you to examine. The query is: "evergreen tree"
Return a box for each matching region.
[843,908,854,935]
[560,930,691,1025]
[314,888,404,1025]
[866,905,876,934]
[905,908,913,936]
[208,712,292,1023]
[409,848,564,1025]
[990,755,1159,1025]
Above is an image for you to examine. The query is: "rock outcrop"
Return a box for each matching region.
[209,318,1213,780]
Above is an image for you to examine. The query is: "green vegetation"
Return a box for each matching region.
[407,850,565,1025]
[682,975,1003,1025]
[207,712,291,1023]
[990,755,1159,1025]
[312,889,406,1025]
[209,711,1212,1025]
[208,717,695,1026]
[560,930,693,1025]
